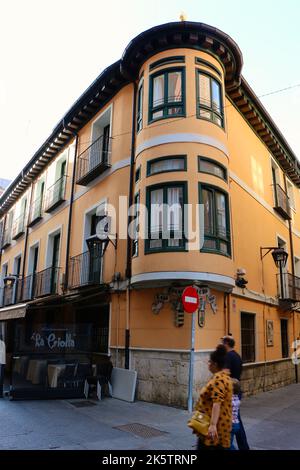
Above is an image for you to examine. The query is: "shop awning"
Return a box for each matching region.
[0,303,27,320]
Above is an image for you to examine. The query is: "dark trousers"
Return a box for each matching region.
[235,411,250,450]
[0,364,4,397]
[197,439,226,451]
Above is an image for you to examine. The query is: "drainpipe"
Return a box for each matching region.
[124,82,137,369]
[20,182,34,299]
[64,133,79,290]
[283,174,298,383]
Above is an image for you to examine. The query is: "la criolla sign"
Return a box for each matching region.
[94,196,206,251]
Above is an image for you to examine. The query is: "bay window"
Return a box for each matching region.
[196,71,224,127]
[147,156,186,176]
[199,184,231,256]
[149,68,185,122]
[146,183,187,252]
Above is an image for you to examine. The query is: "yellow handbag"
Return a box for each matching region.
[187,410,210,436]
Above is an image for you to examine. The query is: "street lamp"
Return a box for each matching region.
[261,246,288,299]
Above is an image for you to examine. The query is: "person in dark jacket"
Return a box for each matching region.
[221,335,250,450]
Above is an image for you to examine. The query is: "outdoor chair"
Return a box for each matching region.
[74,363,92,398]
[86,361,113,400]
[57,364,77,389]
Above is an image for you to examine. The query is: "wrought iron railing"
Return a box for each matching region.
[12,214,26,239]
[29,195,44,225]
[44,175,67,212]
[68,250,102,289]
[273,184,291,220]
[76,135,111,185]
[34,267,61,297]
[277,272,300,302]
[16,274,35,303]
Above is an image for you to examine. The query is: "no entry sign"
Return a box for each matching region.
[182,286,199,313]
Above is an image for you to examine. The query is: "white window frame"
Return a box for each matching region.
[45,226,62,269]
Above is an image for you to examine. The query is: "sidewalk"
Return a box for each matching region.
[0,383,299,450]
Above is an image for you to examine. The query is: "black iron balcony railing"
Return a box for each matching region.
[34,267,61,297]
[273,184,291,220]
[16,274,35,303]
[28,195,44,226]
[44,175,67,213]
[277,272,300,302]
[1,228,12,249]
[68,250,102,289]
[76,135,111,186]
[12,214,26,240]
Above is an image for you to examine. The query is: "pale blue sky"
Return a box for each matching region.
[1,0,299,180]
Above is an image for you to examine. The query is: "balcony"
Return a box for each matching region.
[44,175,67,213]
[28,195,43,226]
[16,274,35,303]
[12,214,26,240]
[68,250,102,289]
[1,228,12,249]
[273,184,291,220]
[34,267,61,297]
[76,135,111,186]
[278,272,300,303]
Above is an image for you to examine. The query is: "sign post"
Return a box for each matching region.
[182,286,199,413]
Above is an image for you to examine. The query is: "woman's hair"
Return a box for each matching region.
[231,378,241,395]
[209,344,227,369]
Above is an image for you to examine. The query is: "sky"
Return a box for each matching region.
[1,0,300,181]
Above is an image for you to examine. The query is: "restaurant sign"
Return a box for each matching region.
[31,330,76,350]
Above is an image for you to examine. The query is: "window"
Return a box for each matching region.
[13,255,22,277]
[198,157,227,181]
[146,183,187,252]
[135,166,141,183]
[196,71,224,127]
[149,68,185,122]
[149,56,185,71]
[147,156,186,176]
[241,313,256,363]
[132,192,140,257]
[199,184,231,256]
[137,80,143,132]
[286,180,295,210]
[280,319,289,358]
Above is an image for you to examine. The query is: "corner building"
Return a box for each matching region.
[0,22,299,405]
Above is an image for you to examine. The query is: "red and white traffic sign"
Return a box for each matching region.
[182,286,199,313]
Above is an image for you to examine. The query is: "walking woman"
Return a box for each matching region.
[195,344,233,450]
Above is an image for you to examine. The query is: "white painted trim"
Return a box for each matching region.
[27,240,40,275]
[90,103,113,138]
[232,287,278,306]
[135,133,229,158]
[109,346,214,353]
[12,251,22,275]
[130,271,235,289]
[81,197,108,252]
[45,225,62,269]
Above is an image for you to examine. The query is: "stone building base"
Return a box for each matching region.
[110,348,299,408]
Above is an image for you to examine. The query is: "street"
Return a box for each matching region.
[0,383,299,450]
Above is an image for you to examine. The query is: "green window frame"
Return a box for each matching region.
[137,79,143,132]
[199,183,231,256]
[148,67,185,123]
[145,182,187,253]
[147,155,187,177]
[196,70,224,128]
[198,157,227,181]
[149,56,185,71]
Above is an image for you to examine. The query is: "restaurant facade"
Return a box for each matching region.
[0,20,299,406]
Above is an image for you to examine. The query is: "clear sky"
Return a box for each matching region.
[1,0,300,180]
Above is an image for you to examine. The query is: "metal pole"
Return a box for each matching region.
[279,262,284,299]
[188,312,196,413]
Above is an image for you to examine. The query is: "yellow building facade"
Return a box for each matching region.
[0,21,299,405]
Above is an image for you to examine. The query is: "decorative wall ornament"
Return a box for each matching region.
[266,320,274,346]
